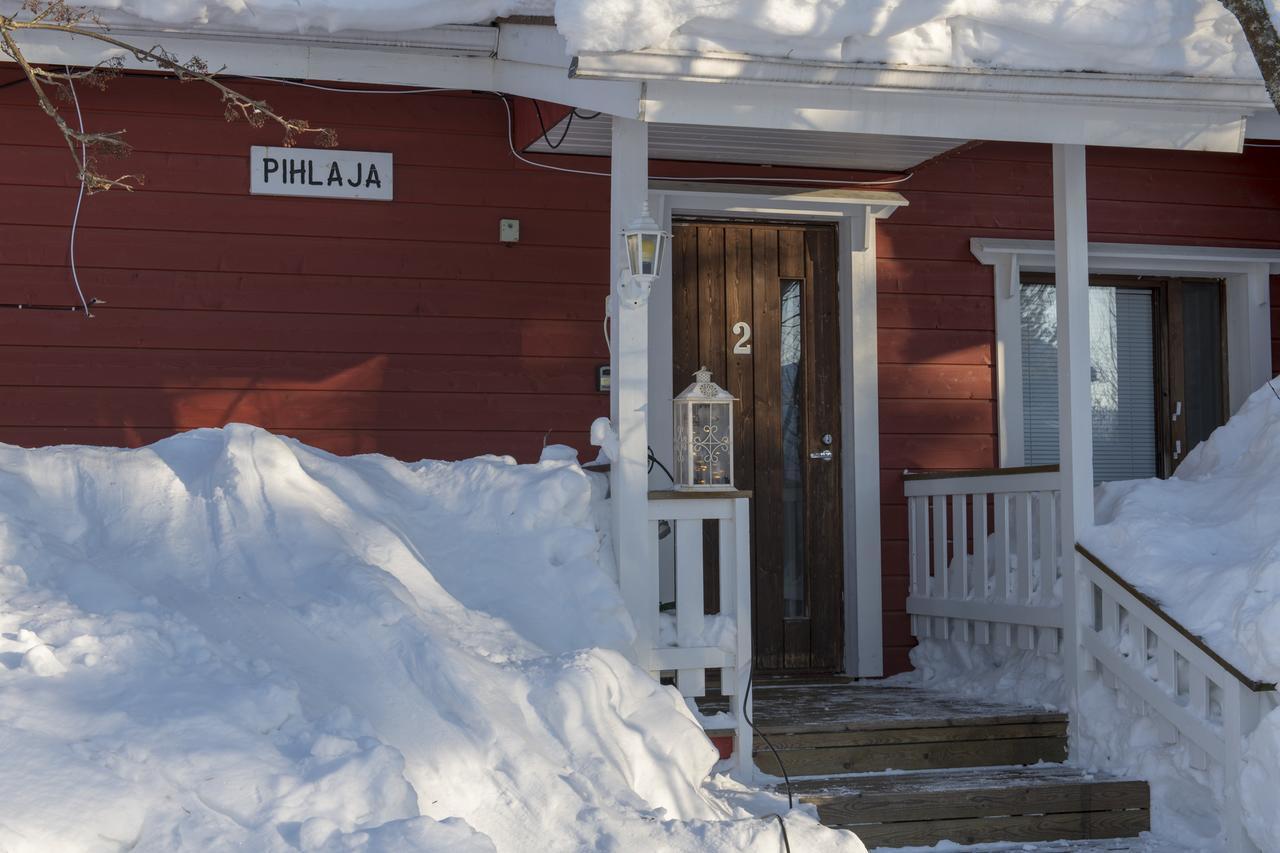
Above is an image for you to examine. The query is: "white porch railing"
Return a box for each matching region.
[904,466,1279,852]
[1077,544,1279,853]
[646,490,753,774]
[904,466,1064,654]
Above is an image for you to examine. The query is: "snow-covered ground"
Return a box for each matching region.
[912,378,1280,852]
[0,425,856,852]
[77,0,1265,79]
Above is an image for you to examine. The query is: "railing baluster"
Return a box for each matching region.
[992,493,1012,645]
[718,516,736,696]
[931,494,949,639]
[1188,673,1210,770]
[950,493,968,640]
[1014,491,1035,649]
[674,518,705,697]
[1156,635,1180,744]
[971,494,990,644]
[911,496,931,639]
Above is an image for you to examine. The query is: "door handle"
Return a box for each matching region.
[809,449,833,461]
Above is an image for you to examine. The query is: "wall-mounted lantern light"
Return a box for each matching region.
[673,367,735,491]
[617,202,669,307]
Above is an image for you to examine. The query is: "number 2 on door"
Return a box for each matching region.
[732,321,753,355]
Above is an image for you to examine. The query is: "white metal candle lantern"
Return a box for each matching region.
[673,367,736,491]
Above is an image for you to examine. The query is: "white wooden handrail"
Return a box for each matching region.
[1076,545,1278,853]
[902,466,1279,851]
[904,466,1063,653]
[646,491,753,774]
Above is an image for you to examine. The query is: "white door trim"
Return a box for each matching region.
[972,238,1280,468]
[649,182,906,676]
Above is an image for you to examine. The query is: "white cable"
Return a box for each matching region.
[65,66,93,317]
[234,74,470,96]
[491,91,911,184]
[603,295,612,356]
[496,94,613,177]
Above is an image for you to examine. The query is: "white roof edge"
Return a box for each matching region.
[651,180,908,219]
[102,21,499,56]
[572,49,1270,111]
[971,238,1280,274]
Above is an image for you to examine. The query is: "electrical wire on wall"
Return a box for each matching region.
[64,65,96,317]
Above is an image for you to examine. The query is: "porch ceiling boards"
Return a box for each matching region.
[526,116,967,172]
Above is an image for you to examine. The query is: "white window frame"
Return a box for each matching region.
[973,238,1280,467]
[648,182,905,677]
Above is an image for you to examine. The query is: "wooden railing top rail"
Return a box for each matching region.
[902,464,1060,482]
[1076,544,1276,694]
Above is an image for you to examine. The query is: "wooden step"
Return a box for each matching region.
[742,686,1068,775]
[791,765,1150,849]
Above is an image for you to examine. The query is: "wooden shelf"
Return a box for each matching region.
[648,489,752,500]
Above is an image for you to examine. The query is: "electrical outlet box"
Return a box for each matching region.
[499,219,520,243]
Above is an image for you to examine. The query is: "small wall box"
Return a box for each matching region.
[597,365,611,393]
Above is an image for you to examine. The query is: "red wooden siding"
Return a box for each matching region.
[0,73,619,461]
[879,140,1280,674]
[3,69,1279,675]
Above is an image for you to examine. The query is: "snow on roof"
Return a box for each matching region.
[82,0,1265,80]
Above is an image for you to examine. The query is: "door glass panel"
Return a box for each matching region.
[780,278,806,618]
[1021,283,1158,484]
[1181,283,1225,456]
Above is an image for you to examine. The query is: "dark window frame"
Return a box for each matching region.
[1020,273,1228,478]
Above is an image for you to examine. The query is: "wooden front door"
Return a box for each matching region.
[672,221,845,673]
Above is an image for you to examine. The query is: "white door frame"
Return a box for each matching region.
[647,181,906,677]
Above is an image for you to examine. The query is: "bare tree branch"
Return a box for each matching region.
[1219,0,1280,113]
[0,0,338,192]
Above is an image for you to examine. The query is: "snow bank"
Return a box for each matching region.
[1085,379,1280,686]
[77,0,1262,79]
[1083,377,1280,851]
[0,425,858,852]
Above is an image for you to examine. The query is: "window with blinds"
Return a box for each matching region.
[1020,283,1158,484]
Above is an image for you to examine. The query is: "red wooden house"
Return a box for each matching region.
[4,11,1279,849]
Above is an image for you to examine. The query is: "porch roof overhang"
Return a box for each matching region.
[14,20,1275,155]
[530,119,966,173]
[652,180,907,222]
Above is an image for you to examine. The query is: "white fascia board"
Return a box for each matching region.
[574,49,1268,152]
[650,180,907,220]
[573,49,1268,108]
[638,78,1248,152]
[11,23,642,118]
[972,238,1280,274]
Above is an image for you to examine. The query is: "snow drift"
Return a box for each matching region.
[77,0,1263,79]
[0,425,855,852]
[1084,377,1280,852]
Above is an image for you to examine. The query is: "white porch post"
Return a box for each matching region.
[609,117,657,659]
[1052,143,1094,730]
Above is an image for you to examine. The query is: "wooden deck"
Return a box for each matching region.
[701,682,1149,850]
[704,683,1064,732]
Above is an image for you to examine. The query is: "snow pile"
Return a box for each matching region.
[1084,377,1280,852]
[1085,379,1280,686]
[0,425,856,852]
[78,0,1263,79]
[555,0,1259,78]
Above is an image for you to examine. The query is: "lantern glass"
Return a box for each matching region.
[673,367,735,491]
[623,208,668,280]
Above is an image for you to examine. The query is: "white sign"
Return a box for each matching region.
[250,146,393,201]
